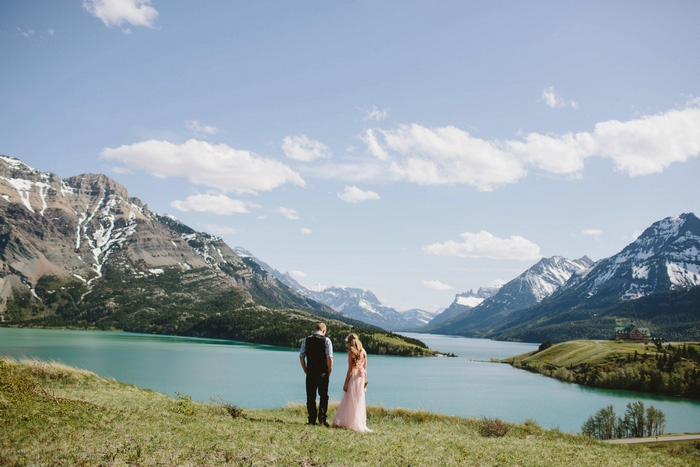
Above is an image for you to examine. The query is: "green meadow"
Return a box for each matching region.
[2,356,698,466]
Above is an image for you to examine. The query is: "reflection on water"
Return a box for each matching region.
[1,327,699,433]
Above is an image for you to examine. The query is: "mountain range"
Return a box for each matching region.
[233,247,436,330]
[0,155,433,354]
[488,213,700,342]
[2,154,698,344]
[427,214,700,342]
[0,155,328,316]
[427,256,594,336]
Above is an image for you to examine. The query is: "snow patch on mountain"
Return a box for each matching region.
[576,213,700,301]
[667,262,700,288]
[456,296,485,308]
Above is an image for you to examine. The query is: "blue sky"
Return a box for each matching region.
[2,1,700,312]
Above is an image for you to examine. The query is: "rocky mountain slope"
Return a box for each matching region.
[490,213,700,342]
[0,155,344,329]
[427,256,593,336]
[550,213,700,305]
[233,247,436,330]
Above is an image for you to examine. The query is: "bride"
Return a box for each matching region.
[332,333,372,432]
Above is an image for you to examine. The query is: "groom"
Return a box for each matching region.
[299,323,333,426]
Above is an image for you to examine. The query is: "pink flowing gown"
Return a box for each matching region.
[332,352,372,432]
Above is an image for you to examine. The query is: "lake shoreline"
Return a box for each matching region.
[3,328,700,434]
[3,355,699,466]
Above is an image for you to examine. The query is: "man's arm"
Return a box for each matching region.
[325,337,333,375]
[299,337,307,374]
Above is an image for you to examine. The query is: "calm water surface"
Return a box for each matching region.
[1,327,699,433]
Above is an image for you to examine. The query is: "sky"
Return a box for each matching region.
[2,1,700,313]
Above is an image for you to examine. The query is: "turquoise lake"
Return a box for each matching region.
[1,327,699,434]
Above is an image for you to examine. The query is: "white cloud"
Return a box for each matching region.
[100,139,305,194]
[47,29,55,36]
[582,229,603,239]
[541,86,579,109]
[83,0,159,32]
[170,194,256,215]
[186,120,219,138]
[300,227,312,234]
[365,106,388,121]
[354,101,700,188]
[423,230,542,260]
[337,185,381,203]
[592,103,700,175]
[281,135,332,162]
[507,131,593,174]
[203,223,238,235]
[361,129,391,161]
[381,124,526,191]
[275,206,299,220]
[422,280,453,291]
[290,270,307,278]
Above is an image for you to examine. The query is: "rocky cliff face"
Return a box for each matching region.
[0,155,330,321]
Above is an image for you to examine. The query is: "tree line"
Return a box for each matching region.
[582,401,665,440]
[512,342,700,399]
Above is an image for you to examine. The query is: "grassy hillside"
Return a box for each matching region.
[3,271,435,357]
[502,340,646,367]
[2,356,698,466]
[501,340,700,399]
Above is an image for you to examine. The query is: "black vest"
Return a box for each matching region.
[306,334,327,375]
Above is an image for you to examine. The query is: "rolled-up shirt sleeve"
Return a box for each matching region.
[325,337,333,360]
[299,337,307,359]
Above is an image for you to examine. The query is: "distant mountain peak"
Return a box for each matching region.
[230,247,434,330]
[426,255,591,334]
[574,212,700,301]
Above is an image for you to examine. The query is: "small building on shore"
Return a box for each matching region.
[613,322,651,341]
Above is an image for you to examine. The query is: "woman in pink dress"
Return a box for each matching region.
[332,333,372,432]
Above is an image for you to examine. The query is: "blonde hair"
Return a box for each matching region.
[346,333,364,364]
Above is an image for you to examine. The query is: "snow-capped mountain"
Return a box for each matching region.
[427,286,501,326]
[233,247,436,330]
[0,155,332,320]
[549,213,700,305]
[307,286,435,330]
[429,256,593,335]
[400,308,437,327]
[489,213,700,342]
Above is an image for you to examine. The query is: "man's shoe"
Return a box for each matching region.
[320,421,329,427]
[306,421,316,426]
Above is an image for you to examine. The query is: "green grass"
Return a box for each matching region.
[501,340,654,367]
[1,356,698,466]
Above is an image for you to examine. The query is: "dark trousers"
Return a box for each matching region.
[306,372,329,423]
